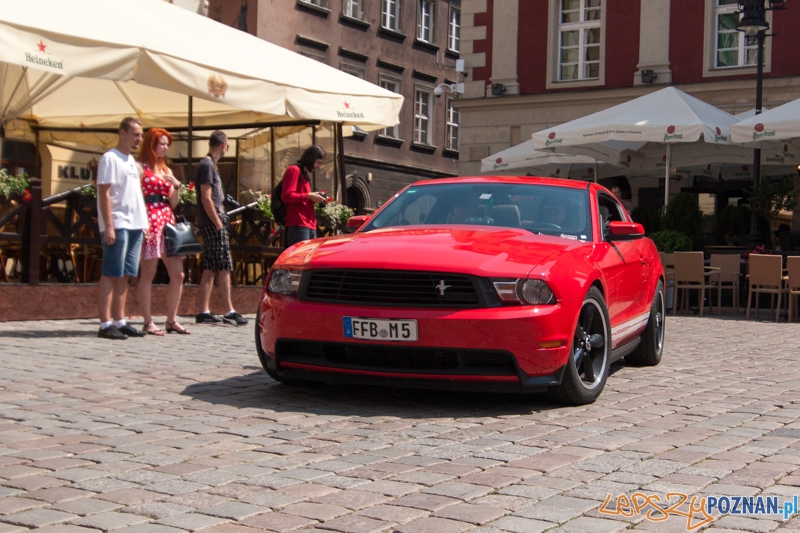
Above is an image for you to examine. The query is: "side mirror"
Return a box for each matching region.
[606,221,645,241]
[345,215,371,233]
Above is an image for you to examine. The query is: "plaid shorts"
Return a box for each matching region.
[198,225,233,272]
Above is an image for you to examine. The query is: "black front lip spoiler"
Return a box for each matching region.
[264,357,565,394]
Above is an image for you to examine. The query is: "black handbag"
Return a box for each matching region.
[164,217,204,257]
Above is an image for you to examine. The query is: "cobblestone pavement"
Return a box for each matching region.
[1,315,800,533]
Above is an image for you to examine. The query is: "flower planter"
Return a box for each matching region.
[79,194,97,210]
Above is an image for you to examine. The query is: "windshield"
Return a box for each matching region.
[364,182,592,240]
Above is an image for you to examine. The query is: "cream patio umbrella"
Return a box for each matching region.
[532,87,740,206]
[0,0,403,135]
[481,141,623,181]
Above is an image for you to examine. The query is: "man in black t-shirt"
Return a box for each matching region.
[194,130,248,326]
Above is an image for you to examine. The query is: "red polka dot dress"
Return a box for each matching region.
[141,165,175,260]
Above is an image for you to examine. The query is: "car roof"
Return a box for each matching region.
[409,176,593,191]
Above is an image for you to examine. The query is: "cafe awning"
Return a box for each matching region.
[0,0,403,135]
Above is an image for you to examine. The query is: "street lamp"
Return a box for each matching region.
[736,0,787,247]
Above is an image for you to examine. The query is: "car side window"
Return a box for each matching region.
[596,194,626,239]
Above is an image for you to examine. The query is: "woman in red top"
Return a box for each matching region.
[281,145,328,247]
[136,128,189,335]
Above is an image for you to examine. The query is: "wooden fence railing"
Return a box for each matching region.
[0,179,284,286]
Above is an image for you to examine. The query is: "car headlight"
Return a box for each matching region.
[267,269,303,295]
[492,278,556,305]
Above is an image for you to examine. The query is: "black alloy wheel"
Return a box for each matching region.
[552,286,610,405]
[627,281,665,366]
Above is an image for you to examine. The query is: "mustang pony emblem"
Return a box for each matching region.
[435,280,452,296]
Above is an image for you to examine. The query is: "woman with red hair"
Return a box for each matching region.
[136,128,190,335]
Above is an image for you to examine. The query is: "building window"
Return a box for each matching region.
[298,50,327,64]
[558,0,601,81]
[715,0,757,68]
[380,79,401,138]
[448,8,460,52]
[414,89,431,144]
[702,0,769,78]
[382,0,400,31]
[343,0,364,19]
[341,62,366,80]
[446,100,459,151]
[417,0,434,43]
[301,0,326,6]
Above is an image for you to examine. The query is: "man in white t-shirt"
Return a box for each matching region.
[96,117,149,340]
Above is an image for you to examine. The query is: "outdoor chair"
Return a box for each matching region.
[745,254,787,321]
[709,253,742,315]
[672,251,719,316]
[787,256,800,323]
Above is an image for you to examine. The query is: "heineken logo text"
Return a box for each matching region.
[25,52,63,70]
[337,111,365,118]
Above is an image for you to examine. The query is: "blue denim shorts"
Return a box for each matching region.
[285,226,317,248]
[101,228,144,278]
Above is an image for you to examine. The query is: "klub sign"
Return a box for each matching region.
[45,145,99,196]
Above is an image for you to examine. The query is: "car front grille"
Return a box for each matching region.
[276,340,519,376]
[302,269,481,307]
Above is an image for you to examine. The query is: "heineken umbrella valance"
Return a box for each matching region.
[532,87,740,206]
[0,0,403,132]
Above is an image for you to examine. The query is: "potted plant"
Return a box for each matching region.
[0,169,30,205]
[314,195,354,234]
[176,182,198,221]
[247,190,272,222]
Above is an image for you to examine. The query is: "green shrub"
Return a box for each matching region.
[649,231,693,253]
[662,192,703,250]
[631,206,661,234]
[712,205,747,245]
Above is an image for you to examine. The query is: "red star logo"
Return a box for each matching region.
[37,40,46,52]
[343,101,350,109]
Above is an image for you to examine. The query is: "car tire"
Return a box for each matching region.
[254,309,293,384]
[626,281,665,367]
[551,286,610,405]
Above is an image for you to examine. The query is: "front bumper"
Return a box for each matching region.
[258,293,576,389]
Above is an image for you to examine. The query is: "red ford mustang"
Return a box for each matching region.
[256,177,665,404]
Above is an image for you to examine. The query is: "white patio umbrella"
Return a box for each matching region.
[730,98,800,148]
[480,141,623,180]
[532,87,740,206]
[0,0,403,135]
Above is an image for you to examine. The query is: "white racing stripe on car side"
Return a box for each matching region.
[610,311,650,343]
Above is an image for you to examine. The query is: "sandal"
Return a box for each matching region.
[144,322,165,336]
[166,321,191,335]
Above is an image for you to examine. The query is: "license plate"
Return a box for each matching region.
[343,317,418,342]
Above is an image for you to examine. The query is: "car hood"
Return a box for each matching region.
[277,226,585,277]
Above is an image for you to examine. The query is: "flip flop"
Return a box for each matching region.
[144,322,165,336]
[166,321,191,334]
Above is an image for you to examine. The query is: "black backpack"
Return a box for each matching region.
[270,180,286,226]
[270,164,306,227]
